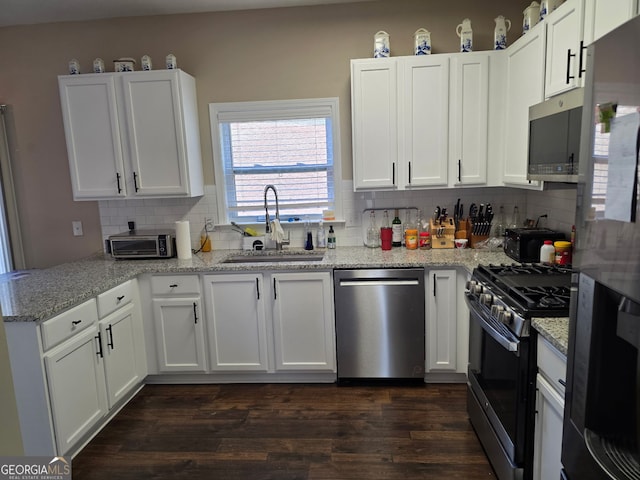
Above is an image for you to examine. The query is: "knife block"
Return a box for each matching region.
[466,218,490,248]
[430,219,455,249]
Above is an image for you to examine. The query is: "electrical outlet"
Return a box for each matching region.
[72,221,83,236]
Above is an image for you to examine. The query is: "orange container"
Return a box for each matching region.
[405,229,418,249]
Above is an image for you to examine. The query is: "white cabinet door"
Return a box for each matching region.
[44,325,108,455]
[203,274,269,372]
[121,71,197,197]
[401,56,450,187]
[503,24,546,188]
[545,0,586,98]
[153,297,207,372]
[58,74,127,199]
[271,272,335,371]
[533,374,565,480]
[351,59,398,190]
[583,0,638,44]
[449,53,489,186]
[58,70,203,200]
[99,302,144,408]
[426,270,457,372]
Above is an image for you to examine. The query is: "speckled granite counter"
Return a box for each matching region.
[532,317,569,356]
[1,246,513,323]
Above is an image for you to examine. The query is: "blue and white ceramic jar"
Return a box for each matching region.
[494,16,511,50]
[456,19,473,53]
[523,1,540,34]
[374,31,390,58]
[414,28,432,55]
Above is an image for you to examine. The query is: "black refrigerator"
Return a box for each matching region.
[562,15,640,480]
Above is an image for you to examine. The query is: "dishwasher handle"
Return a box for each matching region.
[339,278,420,287]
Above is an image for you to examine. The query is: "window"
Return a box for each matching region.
[209,98,341,224]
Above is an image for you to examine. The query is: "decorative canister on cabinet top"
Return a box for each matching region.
[523,1,540,33]
[166,53,177,69]
[456,19,473,52]
[374,31,390,58]
[494,15,511,50]
[93,58,104,73]
[540,0,563,21]
[414,28,432,55]
[68,59,80,75]
[141,55,152,71]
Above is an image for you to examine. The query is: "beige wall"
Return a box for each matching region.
[0,0,524,268]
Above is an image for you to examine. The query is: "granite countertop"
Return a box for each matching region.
[532,317,569,356]
[1,246,512,323]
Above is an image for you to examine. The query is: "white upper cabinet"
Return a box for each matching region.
[351,59,398,190]
[58,69,204,200]
[449,53,490,186]
[503,22,546,188]
[401,56,450,187]
[544,0,586,98]
[583,0,638,44]
[352,53,495,191]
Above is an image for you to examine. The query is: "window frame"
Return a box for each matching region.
[209,97,342,226]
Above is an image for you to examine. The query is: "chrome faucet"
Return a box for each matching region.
[264,184,289,250]
[264,184,280,234]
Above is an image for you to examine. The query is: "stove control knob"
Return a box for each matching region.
[472,284,484,295]
[490,305,504,316]
[498,310,513,324]
[465,280,477,291]
[480,293,493,306]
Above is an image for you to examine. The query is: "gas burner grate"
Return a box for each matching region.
[511,285,571,310]
[482,263,572,276]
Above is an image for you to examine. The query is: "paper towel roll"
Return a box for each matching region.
[175,220,192,259]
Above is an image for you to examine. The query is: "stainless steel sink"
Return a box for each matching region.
[222,253,325,264]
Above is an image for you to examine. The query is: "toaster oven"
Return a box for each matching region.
[504,228,565,263]
[108,229,176,259]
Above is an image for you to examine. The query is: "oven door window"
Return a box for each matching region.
[111,239,158,256]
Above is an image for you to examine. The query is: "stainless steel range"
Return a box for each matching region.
[465,264,571,480]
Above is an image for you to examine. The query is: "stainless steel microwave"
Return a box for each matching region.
[108,229,176,259]
[528,88,584,183]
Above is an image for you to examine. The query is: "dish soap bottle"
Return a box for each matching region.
[327,225,336,249]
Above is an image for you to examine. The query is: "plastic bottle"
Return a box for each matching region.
[304,219,314,250]
[317,221,326,248]
[200,232,212,252]
[327,225,336,249]
[392,209,402,247]
[539,240,555,264]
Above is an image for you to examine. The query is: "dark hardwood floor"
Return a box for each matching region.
[72,383,495,479]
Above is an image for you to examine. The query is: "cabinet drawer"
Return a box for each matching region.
[151,275,200,296]
[97,280,134,318]
[41,299,99,351]
[537,335,567,395]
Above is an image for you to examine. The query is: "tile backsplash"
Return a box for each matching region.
[99,182,577,251]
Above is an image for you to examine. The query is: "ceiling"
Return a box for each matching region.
[0,0,378,27]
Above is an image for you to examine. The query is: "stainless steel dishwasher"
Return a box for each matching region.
[334,268,425,382]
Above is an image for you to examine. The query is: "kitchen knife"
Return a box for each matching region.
[434,206,441,225]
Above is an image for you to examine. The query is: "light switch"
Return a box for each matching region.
[72,221,83,236]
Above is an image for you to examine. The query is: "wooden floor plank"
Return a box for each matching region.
[72,383,495,480]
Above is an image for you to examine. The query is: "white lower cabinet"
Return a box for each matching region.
[44,323,108,455]
[99,302,144,408]
[271,272,335,371]
[533,335,567,480]
[153,296,206,372]
[426,269,457,372]
[203,271,335,375]
[203,273,269,371]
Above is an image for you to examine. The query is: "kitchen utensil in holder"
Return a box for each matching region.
[430,218,455,249]
[466,218,491,248]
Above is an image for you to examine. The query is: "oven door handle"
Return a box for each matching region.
[467,297,520,354]
[478,313,520,353]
